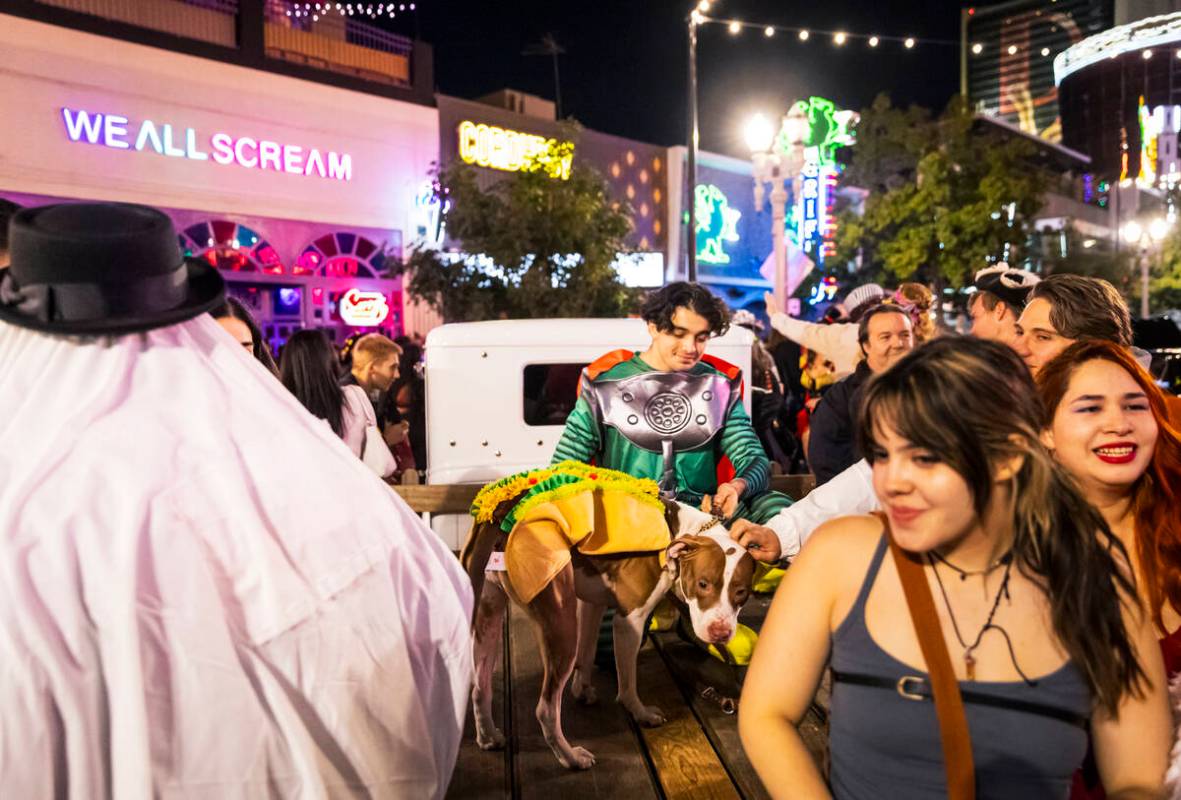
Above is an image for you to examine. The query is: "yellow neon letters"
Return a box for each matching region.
[457,120,572,179]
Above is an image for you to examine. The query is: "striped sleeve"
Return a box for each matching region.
[718,394,770,496]
[550,388,601,466]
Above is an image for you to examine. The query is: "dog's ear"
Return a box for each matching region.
[665,536,701,578]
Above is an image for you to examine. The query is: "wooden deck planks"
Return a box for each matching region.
[633,643,742,800]
[507,603,661,800]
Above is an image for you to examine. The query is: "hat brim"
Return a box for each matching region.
[0,257,226,336]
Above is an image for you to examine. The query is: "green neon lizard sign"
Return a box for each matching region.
[695,184,741,265]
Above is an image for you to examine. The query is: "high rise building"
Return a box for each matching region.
[964,0,1113,142]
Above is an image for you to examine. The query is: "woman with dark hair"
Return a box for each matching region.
[1036,340,1181,797]
[280,329,393,477]
[211,296,279,377]
[741,337,1170,798]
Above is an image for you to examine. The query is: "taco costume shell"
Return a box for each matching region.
[471,462,671,604]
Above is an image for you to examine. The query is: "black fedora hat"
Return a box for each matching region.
[0,202,225,335]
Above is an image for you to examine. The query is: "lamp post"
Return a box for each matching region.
[1123,217,1171,318]
[746,105,808,308]
[686,4,705,282]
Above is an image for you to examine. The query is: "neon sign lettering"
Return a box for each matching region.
[339,288,390,326]
[457,120,573,179]
[695,184,741,265]
[60,108,351,181]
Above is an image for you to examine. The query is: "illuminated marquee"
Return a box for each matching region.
[457,120,573,179]
[787,96,855,266]
[60,107,352,181]
[339,289,390,326]
[695,184,741,265]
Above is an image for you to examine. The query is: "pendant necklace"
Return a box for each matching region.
[929,553,1013,682]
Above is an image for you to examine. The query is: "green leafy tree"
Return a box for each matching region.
[1146,228,1181,312]
[396,131,638,322]
[834,95,1046,291]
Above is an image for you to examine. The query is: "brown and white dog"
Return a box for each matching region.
[460,498,756,770]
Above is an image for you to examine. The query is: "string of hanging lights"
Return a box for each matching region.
[699,14,959,51]
[285,3,416,21]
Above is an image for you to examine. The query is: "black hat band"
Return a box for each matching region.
[0,263,189,324]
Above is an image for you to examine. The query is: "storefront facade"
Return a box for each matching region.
[434,94,677,287]
[0,12,439,352]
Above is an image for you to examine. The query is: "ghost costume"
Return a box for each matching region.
[0,316,473,799]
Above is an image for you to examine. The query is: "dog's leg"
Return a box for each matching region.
[570,600,604,705]
[526,565,595,770]
[612,609,667,726]
[471,574,508,750]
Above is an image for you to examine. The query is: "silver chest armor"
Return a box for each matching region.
[588,371,735,497]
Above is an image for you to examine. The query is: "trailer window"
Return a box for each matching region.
[523,363,588,426]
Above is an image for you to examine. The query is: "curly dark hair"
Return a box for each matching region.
[640,282,730,336]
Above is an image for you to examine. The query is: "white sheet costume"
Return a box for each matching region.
[0,316,473,799]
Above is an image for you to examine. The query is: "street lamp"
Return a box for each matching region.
[747,104,809,308]
[1123,217,1171,318]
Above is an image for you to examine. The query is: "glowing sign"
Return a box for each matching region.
[809,275,839,306]
[457,120,573,179]
[695,184,741,265]
[339,289,390,326]
[60,108,352,181]
[783,97,857,169]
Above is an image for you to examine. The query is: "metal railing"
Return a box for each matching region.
[35,0,239,47]
[263,0,413,86]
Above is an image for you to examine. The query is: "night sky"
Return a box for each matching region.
[399,0,964,157]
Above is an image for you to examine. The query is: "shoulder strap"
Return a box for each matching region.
[879,513,976,800]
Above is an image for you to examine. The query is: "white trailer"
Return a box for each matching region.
[423,318,754,548]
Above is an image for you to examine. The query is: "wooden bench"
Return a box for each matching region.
[392,474,817,517]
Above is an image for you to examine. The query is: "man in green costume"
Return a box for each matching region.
[552,281,792,533]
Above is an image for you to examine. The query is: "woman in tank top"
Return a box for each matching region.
[740,337,1171,799]
[1035,340,1181,796]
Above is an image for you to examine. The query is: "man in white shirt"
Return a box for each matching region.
[733,265,1041,563]
[0,203,473,799]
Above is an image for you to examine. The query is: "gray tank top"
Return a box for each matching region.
[829,535,1092,799]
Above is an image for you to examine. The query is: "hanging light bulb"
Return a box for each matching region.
[798,29,809,41]
[972,43,983,54]
[834,32,848,45]
[1008,44,1018,55]
[904,37,916,49]
[729,21,741,34]
[765,26,775,37]
[868,36,880,47]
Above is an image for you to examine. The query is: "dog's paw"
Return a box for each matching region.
[631,704,667,727]
[559,746,596,770]
[476,727,506,751]
[571,681,598,705]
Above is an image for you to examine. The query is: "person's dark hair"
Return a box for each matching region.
[0,198,22,254]
[857,336,1146,716]
[856,303,909,347]
[640,281,730,337]
[211,296,279,377]
[1030,274,1133,347]
[280,329,346,437]
[969,290,1018,318]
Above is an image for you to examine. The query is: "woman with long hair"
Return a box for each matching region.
[280,329,393,476]
[740,337,1169,798]
[893,282,936,343]
[1036,339,1181,796]
[211,296,279,377]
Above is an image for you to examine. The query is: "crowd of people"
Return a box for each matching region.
[2,198,1181,798]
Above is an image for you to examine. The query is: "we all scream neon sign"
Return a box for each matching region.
[60,108,352,182]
